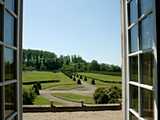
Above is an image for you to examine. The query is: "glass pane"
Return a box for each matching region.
[0,46,2,82]
[130,85,138,112]
[141,53,153,85]
[5,84,17,119]
[140,88,153,120]
[4,11,15,46]
[13,115,18,120]
[140,14,154,50]
[0,6,2,42]
[140,0,153,16]
[4,48,16,80]
[130,56,138,82]
[129,112,138,120]
[129,25,138,53]
[128,0,138,25]
[5,0,15,12]
[0,87,3,120]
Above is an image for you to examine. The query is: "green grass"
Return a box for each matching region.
[33,96,50,105]
[89,71,121,76]
[23,85,33,91]
[23,71,69,82]
[52,93,94,104]
[23,71,121,90]
[79,72,121,82]
[23,71,77,90]
[85,77,121,89]
[94,80,121,88]
[79,72,121,89]
[33,95,63,105]
[48,84,78,90]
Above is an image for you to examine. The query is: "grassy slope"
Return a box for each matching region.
[87,77,121,88]
[23,71,68,82]
[33,96,50,105]
[52,93,94,104]
[79,72,121,82]
[79,72,121,88]
[23,71,77,90]
[23,71,121,105]
[33,95,64,105]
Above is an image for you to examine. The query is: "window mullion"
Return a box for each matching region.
[2,3,5,120]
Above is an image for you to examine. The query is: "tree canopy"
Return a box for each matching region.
[23,49,121,73]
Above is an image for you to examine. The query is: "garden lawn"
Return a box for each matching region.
[33,96,50,105]
[52,93,94,104]
[86,77,121,89]
[23,71,69,82]
[79,72,121,82]
[33,95,63,105]
[23,71,77,90]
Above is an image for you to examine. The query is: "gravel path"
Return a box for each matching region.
[40,81,96,105]
[40,91,80,106]
[23,110,122,120]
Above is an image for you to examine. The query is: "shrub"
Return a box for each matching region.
[93,86,121,104]
[91,79,96,85]
[77,79,82,85]
[80,75,83,79]
[23,89,36,105]
[37,82,42,90]
[94,87,109,104]
[107,86,121,103]
[84,76,87,81]
[73,77,76,81]
[32,83,40,95]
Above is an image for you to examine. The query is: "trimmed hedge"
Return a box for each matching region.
[23,80,60,85]
[62,70,73,79]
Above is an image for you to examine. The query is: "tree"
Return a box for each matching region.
[89,60,100,71]
[23,49,121,73]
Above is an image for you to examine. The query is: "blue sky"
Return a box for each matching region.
[23,0,121,65]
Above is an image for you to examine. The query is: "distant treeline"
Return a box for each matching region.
[23,49,121,73]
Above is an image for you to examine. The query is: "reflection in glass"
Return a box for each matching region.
[5,84,17,119]
[0,6,2,42]
[5,0,15,12]
[140,0,153,16]
[130,85,138,112]
[129,112,138,120]
[0,87,2,120]
[141,53,153,85]
[4,48,16,80]
[140,14,154,50]
[4,11,15,46]
[140,88,153,120]
[128,0,138,25]
[129,25,138,53]
[130,56,138,82]
[0,46,2,81]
